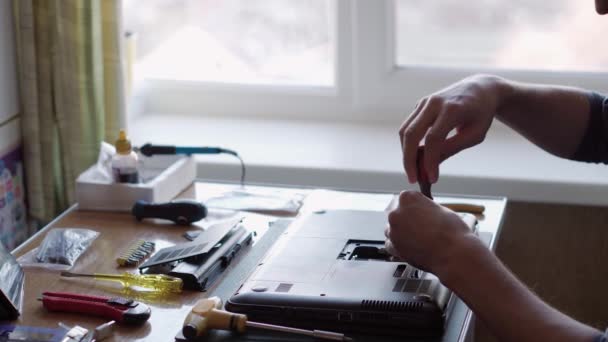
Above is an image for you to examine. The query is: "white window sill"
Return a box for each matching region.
[129,114,608,206]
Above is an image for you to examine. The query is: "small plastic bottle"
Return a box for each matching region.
[112,130,139,183]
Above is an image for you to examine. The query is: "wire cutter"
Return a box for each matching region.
[41,292,151,325]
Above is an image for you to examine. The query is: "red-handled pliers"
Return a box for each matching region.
[41,292,151,325]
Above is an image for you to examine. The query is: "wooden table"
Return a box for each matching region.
[7,182,506,341]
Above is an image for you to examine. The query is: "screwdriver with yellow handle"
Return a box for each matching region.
[61,271,183,295]
[183,297,353,341]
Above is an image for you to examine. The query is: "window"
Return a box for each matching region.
[396,0,608,71]
[124,0,608,122]
[123,0,335,86]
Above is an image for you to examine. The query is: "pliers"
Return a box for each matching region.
[41,292,151,325]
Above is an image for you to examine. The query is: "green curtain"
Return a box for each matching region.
[13,0,126,223]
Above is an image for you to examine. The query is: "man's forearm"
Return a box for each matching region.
[437,235,600,342]
[488,76,591,159]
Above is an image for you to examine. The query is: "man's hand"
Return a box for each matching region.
[400,75,510,184]
[384,191,478,277]
[385,192,601,342]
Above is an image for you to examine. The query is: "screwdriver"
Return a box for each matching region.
[183,297,353,341]
[416,146,433,199]
[415,148,486,214]
[132,199,208,226]
[61,271,183,295]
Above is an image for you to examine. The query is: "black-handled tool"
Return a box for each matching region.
[132,199,208,225]
[137,143,237,157]
[417,146,433,200]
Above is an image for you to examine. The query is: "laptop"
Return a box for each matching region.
[0,242,24,320]
[226,209,477,338]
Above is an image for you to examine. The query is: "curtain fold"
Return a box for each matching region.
[13,0,125,223]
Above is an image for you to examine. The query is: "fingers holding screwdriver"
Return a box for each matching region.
[400,99,439,184]
[400,77,502,185]
[416,147,433,200]
[413,148,487,215]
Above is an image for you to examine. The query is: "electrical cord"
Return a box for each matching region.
[235,153,246,187]
[217,148,246,187]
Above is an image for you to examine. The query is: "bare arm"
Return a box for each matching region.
[385,192,603,342]
[400,75,594,183]
[496,78,591,159]
[440,234,600,342]
[395,75,604,340]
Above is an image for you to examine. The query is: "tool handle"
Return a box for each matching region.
[42,293,126,323]
[139,143,176,156]
[416,146,430,183]
[175,147,224,155]
[131,199,207,225]
[139,143,236,156]
[90,273,182,293]
[119,273,183,293]
[416,146,433,199]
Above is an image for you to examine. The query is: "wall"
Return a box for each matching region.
[476,201,608,341]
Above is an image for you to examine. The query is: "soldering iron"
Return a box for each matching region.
[137,143,238,157]
[135,143,246,186]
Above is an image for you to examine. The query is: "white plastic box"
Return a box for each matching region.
[76,155,196,211]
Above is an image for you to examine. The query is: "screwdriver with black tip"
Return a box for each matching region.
[183,297,353,341]
[416,147,486,214]
[417,146,433,199]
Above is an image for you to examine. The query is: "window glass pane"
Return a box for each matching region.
[123,0,335,86]
[396,0,608,72]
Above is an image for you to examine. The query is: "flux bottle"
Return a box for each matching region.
[112,130,139,183]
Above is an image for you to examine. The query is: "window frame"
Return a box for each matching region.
[136,0,608,123]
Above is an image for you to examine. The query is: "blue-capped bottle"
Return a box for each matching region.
[112,130,139,183]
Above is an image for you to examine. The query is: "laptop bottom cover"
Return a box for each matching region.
[227,210,477,338]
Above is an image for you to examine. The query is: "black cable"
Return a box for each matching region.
[234,153,246,187]
[217,148,245,187]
